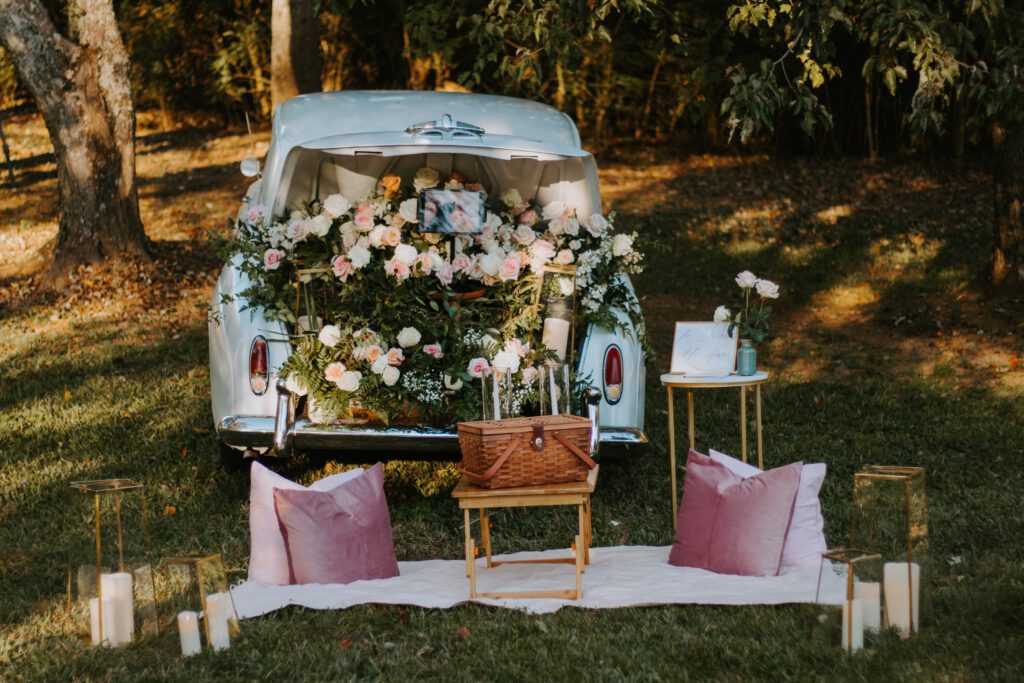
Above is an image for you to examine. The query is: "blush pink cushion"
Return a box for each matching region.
[669,450,802,576]
[248,461,364,584]
[709,449,827,570]
[273,463,399,585]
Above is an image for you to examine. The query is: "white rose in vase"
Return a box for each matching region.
[755,279,780,299]
[714,305,731,323]
[735,270,758,289]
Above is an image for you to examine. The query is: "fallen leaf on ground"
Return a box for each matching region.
[454,626,470,639]
[340,639,353,649]
[164,506,177,516]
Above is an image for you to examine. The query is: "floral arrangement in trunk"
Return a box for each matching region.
[224,168,644,427]
[714,270,780,342]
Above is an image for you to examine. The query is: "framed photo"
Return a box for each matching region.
[417,189,486,234]
[668,322,738,376]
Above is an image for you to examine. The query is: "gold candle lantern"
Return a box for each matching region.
[67,479,159,647]
[814,548,884,653]
[850,465,930,638]
[165,553,240,653]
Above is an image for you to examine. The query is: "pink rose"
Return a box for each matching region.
[498,257,521,282]
[362,344,384,363]
[263,248,284,270]
[246,204,266,223]
[436,262,454,287]
[467,357,490,378]
[324,362,346,383]
[385,258,410,281]
[554,249,575,265]
[386,347,405,365]
[332,255,353,281]
[531,239,556,262]
[423,343,443,358]
[342,231,358,249]
[521,366,538,384]
[414,253,434,274]
[519,209,538,226]
[353,204,374,231]
[504,338,528,357]
[452,253,472,273]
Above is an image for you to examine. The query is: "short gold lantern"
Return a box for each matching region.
[165,553,240,655]
[814,548,884,653]
[67,479,158,647]
[851,465,930,638]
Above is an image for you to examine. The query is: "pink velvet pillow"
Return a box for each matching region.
[273,463,399,585]
[669,450,803,576]
[709,449,827,571]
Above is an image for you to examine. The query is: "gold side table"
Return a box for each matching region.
[661,371,770,528]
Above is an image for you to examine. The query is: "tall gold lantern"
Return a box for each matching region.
[850,465,930,638]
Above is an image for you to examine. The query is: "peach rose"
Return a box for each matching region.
[324,362,346,383]
[382,226,402,247]
[498,256,521,282]
[386,347,405,365]
[380,174,401,196]
[385,258,410,281]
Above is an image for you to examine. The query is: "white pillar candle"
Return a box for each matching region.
[548,364,559,415]
[884,562,920,638]
[541,317,570,361]
[100,572,134,645]
[854,581,882,633]
[89,596,117,647]
[177,611,201,656]
[205,592,233,651]
[842,598,864,652]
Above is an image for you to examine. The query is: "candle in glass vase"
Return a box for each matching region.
[548,364,559,415]
[177,611,201,656]
[884,562,920,638]
[854,581,882,633]
[89,596,117,647]
[541,318,570,361]
[492,370,501,420]
[842,598,864,652]
[205,592,232,651]
[100,572,134,645]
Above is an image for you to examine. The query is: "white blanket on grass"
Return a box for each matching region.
[231,545,845,617]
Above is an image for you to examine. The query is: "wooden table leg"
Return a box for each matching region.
[479,509,492,567]
[583,497,592,563]
[687,389,696,451]
[755,384,764,470]
[468,538,478,598]
[740,385,748,463]
[463,508,472,578]
[667,386,677,529]
[574,533,584,599]
[578,503,587,570]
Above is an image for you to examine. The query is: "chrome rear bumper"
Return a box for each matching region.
[217,416,647,457]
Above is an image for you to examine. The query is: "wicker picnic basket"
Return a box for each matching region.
[456,415,596,489]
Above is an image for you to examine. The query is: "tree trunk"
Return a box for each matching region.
[0,0,148,283]
[991,122,1024,288]
[271,0,321,110]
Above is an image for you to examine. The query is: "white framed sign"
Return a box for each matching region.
[668,322,738,376]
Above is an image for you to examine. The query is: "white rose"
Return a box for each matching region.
[413,167,440,192]
[308,214,331,238]
[514,225,536,245]
[585,213,608,237]
[480,253,502,277]
[397,326,421,348]
[714,305,732,323]
[428,252,446,272]
[548,218,565,236]
[347,244,371,269]
[369,225,386,247]
[735,270,758,289]
[394,243,418,266]
[554,249,575,265]
[563,219,580,237]
[611,234,633,257]
[371,355,389,375]
[541,200,566,221]
[322,194,352,218]
[399,198,419,224]
[491,349,521,374]
[501,188,523,208]
[382,365,400,386]
[318,324,342,347]
[485,212,503,232]
[558,277,575,297]
[285,373,308,397]
[336,370,362,392]
[444,178,464,190]
[755,279,780,299]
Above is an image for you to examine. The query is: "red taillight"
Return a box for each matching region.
[249,336,269,395]
[603,344,623,404]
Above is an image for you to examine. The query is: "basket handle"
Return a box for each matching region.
[553,431,598,469]
[458,437,523,484]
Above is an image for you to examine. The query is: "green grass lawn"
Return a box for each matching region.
[1,149,1023,681]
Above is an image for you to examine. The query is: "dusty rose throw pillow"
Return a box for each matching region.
[248,461,364,584]
[273,462,399,585]
[669,450,803,576]
[709,449,827,571]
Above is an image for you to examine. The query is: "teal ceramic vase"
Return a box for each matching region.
[737,339,757,376]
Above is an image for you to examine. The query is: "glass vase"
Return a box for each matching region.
[737,339,757,375]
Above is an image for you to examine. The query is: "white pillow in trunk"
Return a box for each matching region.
[709,449,826,571]
[248,461,364,584]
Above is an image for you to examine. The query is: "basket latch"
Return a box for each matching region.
[531,423,545,451]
